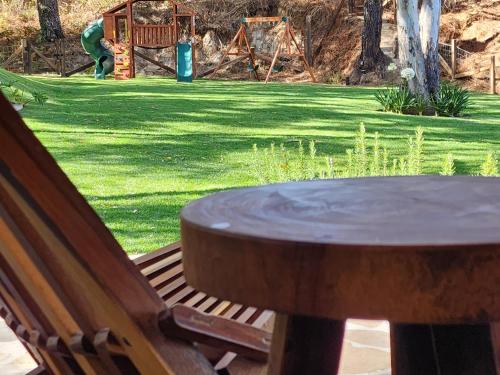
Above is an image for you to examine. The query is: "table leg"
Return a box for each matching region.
[267,313,345,375]
[391,323,499,375]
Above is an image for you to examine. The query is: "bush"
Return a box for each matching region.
[375,65,470,117]
[249,125,498,183]
[250,125,427,184]
[441,153,455,176]
[31,91,48,105]
[375,87,416,114]
[480,152,498,176]
[431,81,470,117]
[0,79,48,106]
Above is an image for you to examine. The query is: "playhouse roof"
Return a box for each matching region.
[104,0,195,16]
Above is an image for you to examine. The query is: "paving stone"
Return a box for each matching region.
[0,318,391,373]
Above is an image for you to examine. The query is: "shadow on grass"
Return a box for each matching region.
[17,76,500,252]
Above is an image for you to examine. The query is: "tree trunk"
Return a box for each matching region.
[397,0,428,98]
[36,0,64,42]
[419,0,441,97]
[360,0,385,71]
[349,0,389,84]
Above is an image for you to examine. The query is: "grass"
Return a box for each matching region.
[10,75,500,253]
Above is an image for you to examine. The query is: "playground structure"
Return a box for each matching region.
[81,19,115,79]
[208,16,316,84]
[96,0,196,80]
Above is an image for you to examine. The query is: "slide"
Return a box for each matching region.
[81,19,114,80]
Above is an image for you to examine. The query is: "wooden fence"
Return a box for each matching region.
[0,38,94,77]
[439,39,498,94]
[1,36,497,94]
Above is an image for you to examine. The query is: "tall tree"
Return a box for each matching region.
[350,0,389,84]
[397,0,441,98]
[419,0,441,96]
[36,0,64,41]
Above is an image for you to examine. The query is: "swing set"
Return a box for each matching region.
[102,0,196,80]
[207,16,316,83]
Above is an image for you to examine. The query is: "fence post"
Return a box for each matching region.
[305,15,313,66]
[491,55,497,95]
[394,0,397,26]
[451,39,457,80]
[22,39,32,75]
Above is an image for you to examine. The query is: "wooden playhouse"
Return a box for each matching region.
[102,0,196,80]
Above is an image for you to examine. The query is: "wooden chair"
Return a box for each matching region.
[0,92,272,375]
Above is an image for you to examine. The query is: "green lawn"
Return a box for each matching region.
[11,75,500,253]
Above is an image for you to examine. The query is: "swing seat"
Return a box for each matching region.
[246,64,259,72]
[272,64,283,73]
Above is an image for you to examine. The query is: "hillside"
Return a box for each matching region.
[0,0,498,88]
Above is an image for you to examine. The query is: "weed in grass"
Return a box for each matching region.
[480,152,498,176]
[391,159,398,176]
[382,148,389,176]
[354,123,368,176]
[441,153,455,176]
[250,124,498,182]
[346,149,354,178]
[407,127,424,175]
[370,132,381,176]
[251,124,429,182]
[325,156,335,179]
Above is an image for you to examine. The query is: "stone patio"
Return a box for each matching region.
[0,318,390,374]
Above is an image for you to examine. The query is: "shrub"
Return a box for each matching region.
[353,124,368,176]
[31,91,48,105]
[375,76,471,117]
[431,81,470,117]
[0,79,49,106]
[441,153,455,176]
[327,72,344,85]
[375,86,417,115]
[374,88,394,112]
[407,127,424,175]
[375,87,416,114]
[250,125,428,184]
[413,94,427,116]
[480,152,498,176]
[249,125,498,183]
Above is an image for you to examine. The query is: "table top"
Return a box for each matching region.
[182,176,500,247]
[181,176,500,323]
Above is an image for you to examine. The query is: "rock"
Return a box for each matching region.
[202,31,222,63]
[462,20,499,44]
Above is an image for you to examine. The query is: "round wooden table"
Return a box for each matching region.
[181,176,500,375]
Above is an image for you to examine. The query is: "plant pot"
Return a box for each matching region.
[10,102,23,111]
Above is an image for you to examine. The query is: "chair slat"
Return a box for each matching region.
[182,292,207,307]
[196,297,219,313]
[0,93,273,374]
[133,242,181,270]
[164,286,195,306]
[140,252,183,277]
[148,263,184,289]
[157,276,187,299]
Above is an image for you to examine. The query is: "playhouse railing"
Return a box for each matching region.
[134,24,175,48]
